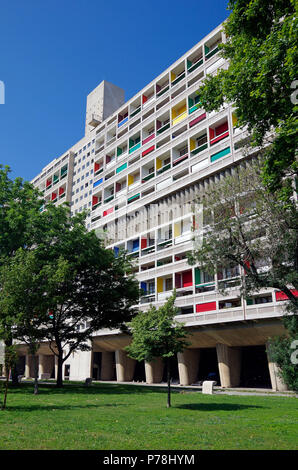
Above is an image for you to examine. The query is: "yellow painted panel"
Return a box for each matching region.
[178,103,186,114]
[190,138,196,151]
[174,222,181,237]
[171,71,176,82]
[128,174,134,185]
[157,277,163,293]
[172,108,177,119]
[172,111,187,126]
[156,157,162,170]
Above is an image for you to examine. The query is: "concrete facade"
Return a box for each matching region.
[3,22,290,392]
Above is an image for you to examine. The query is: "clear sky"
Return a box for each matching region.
[0,0,229,181]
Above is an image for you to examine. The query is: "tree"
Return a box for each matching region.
[125,291,190,408]
[195,0,297,200]
[0,249,50,395]
[189,160,298,390]
[1,203,140,388]
[0,165,43,387]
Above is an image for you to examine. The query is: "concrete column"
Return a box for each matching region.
[115,350,136,382]
[145,357,164,384]
[54,355,58,380]
[216,343,241,388]
[266,343,288,391]
[178,349,200,386]
[101,351,115,381]
[25,355,30,378]
[38,354,45,378]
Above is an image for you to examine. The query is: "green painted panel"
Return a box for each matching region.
[210,146,231,162]
[195,268,201,285]
[116,163,127,174]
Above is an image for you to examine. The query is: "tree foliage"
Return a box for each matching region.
[189,160,298,390]
[126,291,190,407]
[0,203,140,388]
[196,0,298,199]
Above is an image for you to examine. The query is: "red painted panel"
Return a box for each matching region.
[92,196,99,206]
[182,270,193,287]
[46,178,52,187]
[142,145,155,157]
[103,207,114,217]
[210,131,229,145]
[141,238,147,249]
[196,301,216,313]
[275,290,298,301]
[94,162,100,172]
[142,95,148,104]
[142,134,155,145]
[59,187,65,195]
[215,122,228,135]
[189,113,206,128]
[51,192,57,201]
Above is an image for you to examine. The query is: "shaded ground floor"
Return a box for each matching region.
[10,318,288,391]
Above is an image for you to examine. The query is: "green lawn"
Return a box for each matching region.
[0,382,297,450]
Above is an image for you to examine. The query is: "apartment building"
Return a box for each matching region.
[14,23,292,391]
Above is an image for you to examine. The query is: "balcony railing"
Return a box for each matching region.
[187,58,203,74]
[171,72,185,87]
[129,142,141,154]
[210,130,229,146]
[118,117,128,128]
[142,173,155,183]
[156,163,171,175]
[156,85,169,97]
[172,111,187,126]
[205,45,219,60]
[191,142,208,156]
[104,195,114,204]
[157,122,170,135]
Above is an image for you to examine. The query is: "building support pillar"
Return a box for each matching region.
[145,357,164,384]
[25,355,30,379]
[101,351,115,381]
[115,350,136,382]
[54,355,58,380]
[216,343,241,388]
[38,354,46,378]
[177,349,200,386]
[266,342,288,391]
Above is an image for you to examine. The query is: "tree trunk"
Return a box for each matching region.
[56,353,63,388]
[167,358,171,408]
[4,338,18,386]
[33,353,39,395]
[1,369,10,411]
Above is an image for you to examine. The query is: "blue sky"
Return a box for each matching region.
[0,0,229,181]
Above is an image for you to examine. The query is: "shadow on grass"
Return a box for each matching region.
[2,402,130,412]
[176,403,265,412]
[5,382,172,397]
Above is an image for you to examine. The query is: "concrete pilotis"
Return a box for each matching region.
[266,342,288,391]
[25,355,30,378]
[216,343,241,388]
[115,350,136,382]
[177,349,200,385]
[101,351,115,381]
[145,357,164,384]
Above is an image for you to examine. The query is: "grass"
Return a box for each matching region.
[0,382,297,450]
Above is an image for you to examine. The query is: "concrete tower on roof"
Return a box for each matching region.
[85,81,125,136]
